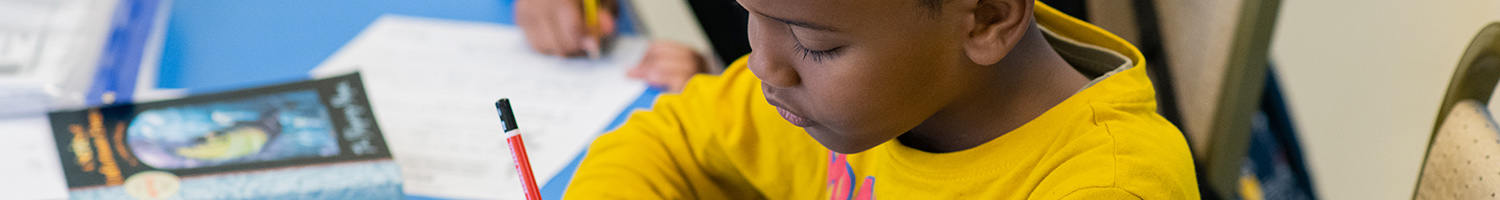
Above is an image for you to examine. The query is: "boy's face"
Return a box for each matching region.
[739,0,984,153]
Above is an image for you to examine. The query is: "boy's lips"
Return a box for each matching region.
[767,99,814,127]
[776,106,813,127]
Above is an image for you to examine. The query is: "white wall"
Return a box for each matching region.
[1271,0,1500,199]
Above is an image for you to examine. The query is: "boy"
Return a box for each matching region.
[563,0,1198,199]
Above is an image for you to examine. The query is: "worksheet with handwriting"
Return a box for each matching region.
[312,15,649,200]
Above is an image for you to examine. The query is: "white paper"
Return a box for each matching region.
[0,0,116,199]
[0,98,69,200]
[0,0,120,111]
[312,15,649,199]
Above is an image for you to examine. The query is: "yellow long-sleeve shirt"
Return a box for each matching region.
[565,3,1198,199]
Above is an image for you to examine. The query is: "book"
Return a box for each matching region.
[47,73,403,199]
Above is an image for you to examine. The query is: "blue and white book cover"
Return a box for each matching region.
[47,73,403,200]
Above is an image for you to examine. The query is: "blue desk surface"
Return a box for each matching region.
[155,1,648,199]
[160,0,516,92]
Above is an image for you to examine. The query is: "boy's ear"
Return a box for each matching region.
[963,0,1031,65]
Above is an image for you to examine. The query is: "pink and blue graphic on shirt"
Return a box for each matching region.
[827,152,875,200]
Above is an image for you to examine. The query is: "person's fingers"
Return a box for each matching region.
[635,60,672,88]
[650,67,691,93]
[553,10,587,56]
[537,16,568,56]
[582,37,601,59]
[643,63,692,93]
[521,0,567,55]
[581,9,615,59]
[627,68,645,79]
[599,9,618,37]
[516,2,550,54]
[626,41,702,93]
[628,61,651,79]
[629,42,669,79]
[642,66,674,89]
[520,21,554,54]
[668,76,688,93]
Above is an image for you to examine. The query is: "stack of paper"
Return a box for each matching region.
[312,15,650,199]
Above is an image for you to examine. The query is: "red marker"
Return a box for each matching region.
[495,99,542,200]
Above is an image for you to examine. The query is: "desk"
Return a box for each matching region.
[152,1,651,199]
[157,0,636,92]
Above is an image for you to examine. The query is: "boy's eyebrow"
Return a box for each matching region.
[752,11,841,32]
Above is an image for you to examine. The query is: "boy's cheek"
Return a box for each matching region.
[808,88,913,131]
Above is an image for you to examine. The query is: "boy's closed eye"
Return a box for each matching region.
[753,11,849,63]
[790,32,844,62]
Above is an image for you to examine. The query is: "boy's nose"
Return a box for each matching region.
[748,53,801,88]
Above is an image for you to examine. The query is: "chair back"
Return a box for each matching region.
[1415,22,1500,200]
[1087,0,1283,197]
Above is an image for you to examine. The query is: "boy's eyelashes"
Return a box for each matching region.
[788,29,842,63]
[793,41,842,63]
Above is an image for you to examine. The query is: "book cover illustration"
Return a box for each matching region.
[48,73,403,200]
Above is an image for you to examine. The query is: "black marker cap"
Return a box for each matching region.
[495,98,519,131]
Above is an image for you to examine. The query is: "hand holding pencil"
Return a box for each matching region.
[516,0,616,59]
[516,0,706,94]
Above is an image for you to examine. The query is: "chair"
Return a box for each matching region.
[1086,0,1283,198]
[1414,22,1500,200]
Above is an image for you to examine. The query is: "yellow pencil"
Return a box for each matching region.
[582,0,602,59]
